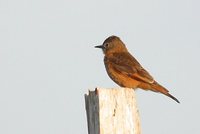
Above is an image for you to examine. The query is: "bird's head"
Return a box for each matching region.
[95,35,128,55]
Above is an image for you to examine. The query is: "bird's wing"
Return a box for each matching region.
[107,52,154,84]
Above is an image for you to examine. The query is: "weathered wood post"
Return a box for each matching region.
[85,88,141,134]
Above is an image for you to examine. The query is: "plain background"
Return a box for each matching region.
[0,0,200,134]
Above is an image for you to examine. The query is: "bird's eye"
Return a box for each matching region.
[104,43,109,47]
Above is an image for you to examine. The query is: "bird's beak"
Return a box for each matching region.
[95,45,104,49]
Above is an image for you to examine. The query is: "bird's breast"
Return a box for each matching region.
[104,58,140,89]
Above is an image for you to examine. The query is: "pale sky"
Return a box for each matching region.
[0,0,200,134]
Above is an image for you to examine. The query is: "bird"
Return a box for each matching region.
[95,35,180,103]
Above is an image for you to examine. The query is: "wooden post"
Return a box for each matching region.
[85,88,141,134]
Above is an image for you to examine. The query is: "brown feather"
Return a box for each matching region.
[96,35,180,103]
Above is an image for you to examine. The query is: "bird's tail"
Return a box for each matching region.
[151,82,180,103]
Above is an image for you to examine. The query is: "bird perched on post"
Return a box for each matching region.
[95,35,180,103]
